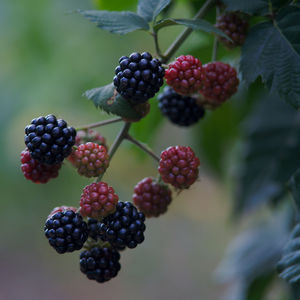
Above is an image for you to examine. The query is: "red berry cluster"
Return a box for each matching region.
[165,55,205,96]
[21,148,61,184]
[158,146,200,189]
[133,177,172,217]
[216,12,248,48]
[80,182,119,218]
[200,62,239,104]
[71,142,109,178]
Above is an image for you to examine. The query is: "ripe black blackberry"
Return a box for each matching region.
[44,209,88,254]
[113,52,165,103]
[98,201,146,250]
[24,114,76,165]
[158,86,205,126]
[80,247,121,283]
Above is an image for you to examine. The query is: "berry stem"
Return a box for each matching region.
[152,31,165,60]
[76,117,123,131]
[212,6,220,61]
[96,122,131,182]
[125,134,160,163]
[161,0,215,63]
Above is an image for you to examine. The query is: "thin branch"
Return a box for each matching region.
[76,117,123,131]
[96,122,131,182]
[161,0,215,63]
[152,31,165,59]
[125,134,160,163]
[212,5,220,61]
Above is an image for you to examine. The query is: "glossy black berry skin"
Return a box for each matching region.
[44,210,88,254]
[97,201,146,250]
[158,86,205,126]
[80,247,121,283]
[113,52,165,104]
[24,114,76,165]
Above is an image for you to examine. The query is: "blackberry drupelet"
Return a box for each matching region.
[113,52,165,103]
[98,201,146,250]
[158,86,205,126]
[44,209,88,254]
[80,247,121,283]
[24,114,76,165]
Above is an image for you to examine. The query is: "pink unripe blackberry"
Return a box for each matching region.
[72,142,109,178]
[158,146,200,189]
[200,62,239,104]
[133,177,172,218]
[80,182,119,218]
[216,12,248,48]
[165,55,205,96]
[21,148,61,183]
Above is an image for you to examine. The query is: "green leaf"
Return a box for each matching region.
[235,93,300,214]
[277,223,300,283]
[78,10,149,34]
[240,7,300,108]
[289,170,300,213]
[217,210,289,299]
[93,0,136,11]
[83,83,141,119]
[137,0,171,22]
[153,18,231,40]
[222,0,288,15]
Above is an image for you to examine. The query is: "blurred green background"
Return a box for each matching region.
[0,0,264,299]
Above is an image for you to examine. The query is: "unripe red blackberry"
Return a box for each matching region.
[24,115,76,165]
[133,177,172,218]
[158,86,205,126]
[158,146,200,189]
[165,55,205,95]
[44,209,88,254]
[48,206,77,219]
[20,148,61,183]
[98,201,146,250]
[80,247,121,283]
[68,129,107,166]
[71,142,109,178]
[80,182,119,218]
[200,62,239,104]
[113,52,165,103]
[75,129,107,147]
[216,12,248,48]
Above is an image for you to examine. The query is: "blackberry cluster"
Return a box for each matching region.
[159,146,200,189]
[216,12,248,48]
[113,52,164,103]
[24,115,76,165]
[158,86,205,126]
[98,202,146,250]
[133,177,172,218]
[44,210,88,254]
[20,148,62,183]
[80,247,121,283]
[165,55,204,95]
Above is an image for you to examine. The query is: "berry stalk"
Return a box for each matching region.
[96,122,131,182]
[125,134,160,162]
[76,117,123,131]
[161,0,215,63]
[212,6,220,62]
